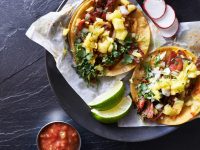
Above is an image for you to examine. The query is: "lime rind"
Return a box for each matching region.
[91,96,132,124]
[89,81,125,110]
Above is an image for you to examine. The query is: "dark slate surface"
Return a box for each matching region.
[0,0,200,149]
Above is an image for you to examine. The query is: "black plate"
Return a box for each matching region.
[45,0,179,142]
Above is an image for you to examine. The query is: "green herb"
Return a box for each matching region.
[102,42,121,66]
[75,59,104,85]
[86,53,93,60]
[137,83,154,100]
[122,54,134,64]
[80,31,88,39]
[154,55,161,66]
[75,43,86,63]
[144,63,152,79]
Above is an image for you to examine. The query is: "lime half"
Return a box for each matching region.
[89,81,125,110]
[91,96,132,124]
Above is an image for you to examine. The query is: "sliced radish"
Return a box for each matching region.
[143,0,166,19]
[153,5,176,29]
[158,18,179,38]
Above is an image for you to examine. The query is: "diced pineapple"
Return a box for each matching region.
[95,65,103,71]
[150,83,162,101]
[120,0,130,5]
[106,10,122,21]
[188,72,198,78]
[108,44,113,52]
[62,28,69,36]
[89,25,94,33]
[94,18,105,26]
[173,100,184,115]
[163,99,184,116]
[163,105,177,116]
[112,18,125,30]
[115,30,128,41]
[98,42,108,54]
[127,4,136,13]
[83,33,96,53]
[152,89,161,101]
[102,31,110,37]
[187,63,200,78]
[159,78,171,90]
[93,27,105,39]
[187,63,197,72]
[98,37,113,53]
[171,80,185,95]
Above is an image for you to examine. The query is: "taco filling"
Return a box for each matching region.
[130,47,200,122]
[69,0,150,83]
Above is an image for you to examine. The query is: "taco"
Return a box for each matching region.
[130,46,200,125]
[68,0,150,83]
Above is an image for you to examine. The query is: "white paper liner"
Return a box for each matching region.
[26,0,200,127]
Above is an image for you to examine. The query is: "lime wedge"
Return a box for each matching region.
[89,81,125,110]
[91,96,132,124]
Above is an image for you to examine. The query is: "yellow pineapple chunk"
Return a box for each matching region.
[106,10,122,21]
[112,18,125,30]
[132,51,142,58]
[102,31,110,37]
[127,4,136,13]
[163,100,184,116]
[83,33,96,53]
[163,105,177,116]
[120,0,130,5]
[173,100,184,115]
[94,18,105,26]
[108,44,114,52]
[115,30,128,41]
[98,37,113,53]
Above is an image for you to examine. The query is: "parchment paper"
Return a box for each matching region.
[26,0,200,127]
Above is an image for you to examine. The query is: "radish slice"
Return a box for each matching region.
[143,0,166,19]
[154,5,176,29]
[158,18,179,38]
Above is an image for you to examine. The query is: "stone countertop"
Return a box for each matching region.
[0,0,200,149]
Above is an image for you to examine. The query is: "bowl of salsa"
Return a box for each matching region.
[37,121,81,150]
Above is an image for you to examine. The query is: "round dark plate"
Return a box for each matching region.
[45,51,176,142]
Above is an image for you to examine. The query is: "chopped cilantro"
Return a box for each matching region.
[154,55,161,66]
[137,83,154,100]
[144,63,152,79]
[122,54,134,64]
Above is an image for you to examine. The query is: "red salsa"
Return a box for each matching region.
[38,122,80,150]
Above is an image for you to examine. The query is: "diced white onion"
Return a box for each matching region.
[155,103,164,110]
[160,62,166,68]
[171,71,179,76]
[162,89,170,96]
[162,67,170,75]
[119,6,129,15]
[82,28,89,33]
[152,67,161,80]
